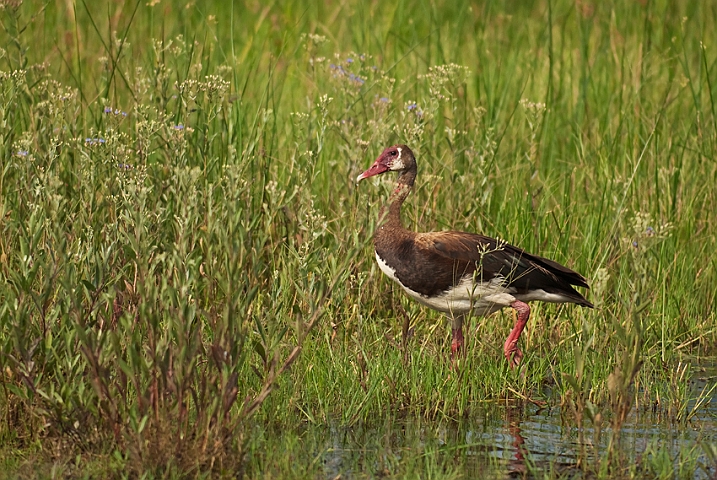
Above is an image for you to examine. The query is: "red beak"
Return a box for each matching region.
[356,160,389,183]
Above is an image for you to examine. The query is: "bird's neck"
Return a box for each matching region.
[380,169,416,229]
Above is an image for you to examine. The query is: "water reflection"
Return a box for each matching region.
[314,371,717,479]
[506,405,527,477]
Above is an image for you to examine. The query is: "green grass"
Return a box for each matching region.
[1,0,716,477]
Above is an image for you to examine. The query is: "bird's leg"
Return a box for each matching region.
[450,313,465,358]
[504,300,530,368]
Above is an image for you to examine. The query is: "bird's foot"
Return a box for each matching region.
[504,343,523,369]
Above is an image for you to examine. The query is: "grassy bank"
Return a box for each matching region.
[1,0,716,477]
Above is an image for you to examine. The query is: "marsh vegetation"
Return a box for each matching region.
[0,0,715,477]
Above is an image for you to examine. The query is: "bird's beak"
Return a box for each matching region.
[356,160,389,183]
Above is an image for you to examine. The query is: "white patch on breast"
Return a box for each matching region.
[375,252,399,282]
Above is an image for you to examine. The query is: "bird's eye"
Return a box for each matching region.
[389,150,397,156]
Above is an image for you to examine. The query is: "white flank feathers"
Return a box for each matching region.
[375,252,576,317]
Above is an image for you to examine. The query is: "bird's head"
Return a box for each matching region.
[356,145,415,183]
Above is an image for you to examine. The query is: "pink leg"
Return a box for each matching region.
[451,327,464,356]
[450,313,465,358]
[504,300,530,369]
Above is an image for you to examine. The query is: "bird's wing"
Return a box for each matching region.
[416,231,590,291]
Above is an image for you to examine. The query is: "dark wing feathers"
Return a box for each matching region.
[526,253,590,289]
[418,231,591,304]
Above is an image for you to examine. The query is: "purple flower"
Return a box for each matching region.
[117,163,133,170]
[85,138,106,145]
[346,58,354,63]
[646,226,655,235]
[407,103,418,111]
[348,73,364,85]
[16,150,28,157]
[173,124,185,131]
[380,97,389,103]
[104,107,127,116]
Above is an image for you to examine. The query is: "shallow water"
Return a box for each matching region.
[307,364,717,478]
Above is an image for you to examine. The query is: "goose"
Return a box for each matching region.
[356,145,592,367]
